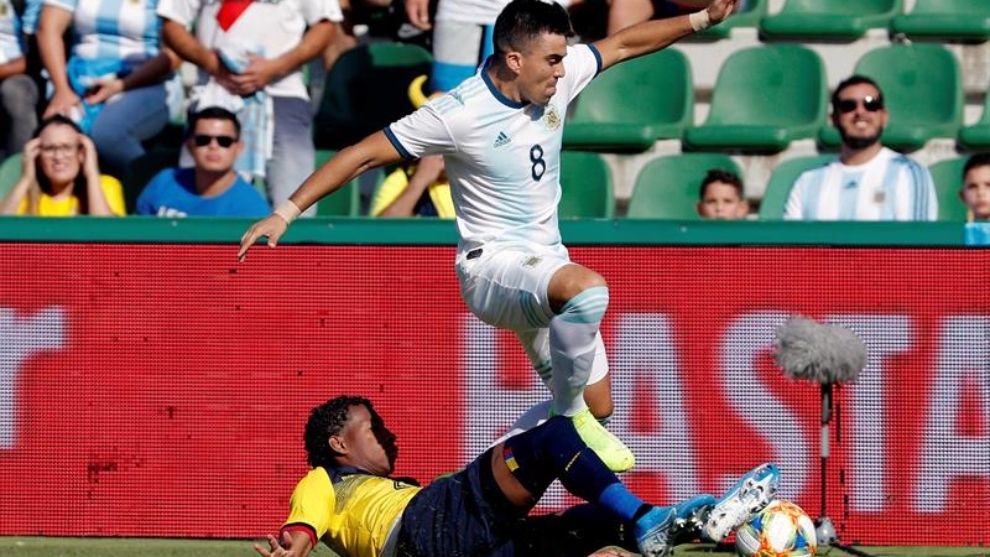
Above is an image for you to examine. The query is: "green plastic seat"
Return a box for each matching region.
[314,150,383,217]
[819,44,962,151]
[683,45,826,153]
[758,155,833,220]
[0,153,23,202]
[314,42,433,150]
[891,0,990,42]
[927,157,970,222]
[760,0,902,40]
[563,48,692,152]
[558,151,614,218]
[958,89,990,149]
[123,148,181,214]
[627,153,741,219]
[690,0,768,40]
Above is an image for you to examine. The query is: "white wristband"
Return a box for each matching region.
[274,200,302,224]
[689,9,711,32]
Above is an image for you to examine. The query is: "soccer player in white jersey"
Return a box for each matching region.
[784,75,937,221]
[239,0,738,473]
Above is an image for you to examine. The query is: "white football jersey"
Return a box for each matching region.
[784,147,938,221]
[386,44,601,253]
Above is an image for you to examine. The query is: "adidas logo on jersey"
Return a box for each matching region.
[493,131,511,148]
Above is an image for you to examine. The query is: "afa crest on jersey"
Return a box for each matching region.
[543,104,561,131]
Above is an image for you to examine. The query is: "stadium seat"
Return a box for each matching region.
[626,153,741,219]
[758,155,833,220]
[819,44,963,151]
[760,0,902,40]
[891,0,990,42]
[123,148,181,214]
[0,153,23,202]
[958,90,990,149]
[682,45,827,153]
[563,48,692,152]
[927,157,970,222]
[559,151,614,218]
[314,150,380,217]
[314,42,433,151]
[689,0,767,40]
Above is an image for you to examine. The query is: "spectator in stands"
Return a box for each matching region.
[960,153,990,222]
[37,0,181,180]
[369,75,454,218]
[371,154,454,218]
[158,0,340,218]
[136,107,270,218]
[784,75,937,221]
[696,168,748,220]
[0,114,124,216]
[0,0,40,161]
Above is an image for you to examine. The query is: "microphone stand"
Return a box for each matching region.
[817,382,874,557]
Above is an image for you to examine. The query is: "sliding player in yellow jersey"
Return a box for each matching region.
[255,395,780,557]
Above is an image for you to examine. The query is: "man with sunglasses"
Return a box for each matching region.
[136,106,270,217]
[784,75,937,221]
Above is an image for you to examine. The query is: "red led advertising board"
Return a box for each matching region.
[0,244,986,545]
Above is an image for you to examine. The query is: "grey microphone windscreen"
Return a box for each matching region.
[773,316,867,384]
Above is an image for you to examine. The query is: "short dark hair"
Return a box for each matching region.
[964,153,990,180]
[303,395,376,469]
[187,106,241,139]
[831,75,883,111]
[699,168,744,200]
[493,0,574,59]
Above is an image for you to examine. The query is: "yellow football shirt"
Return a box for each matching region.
[282,467,421,557]
[17,175,126,216]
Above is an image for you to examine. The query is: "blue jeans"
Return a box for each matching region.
[268,96,316,217]
[1,74,40,160]
[90,83,169,178]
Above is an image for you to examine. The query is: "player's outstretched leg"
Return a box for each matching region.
[702,463,780,543]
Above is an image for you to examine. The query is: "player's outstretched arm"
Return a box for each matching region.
[593,0,737,71]
[238,131,404,261]
[253,531,313,557]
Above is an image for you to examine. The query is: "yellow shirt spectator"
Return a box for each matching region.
[370,164,455,218]
[0,115,123,217]
[16,175,125,216]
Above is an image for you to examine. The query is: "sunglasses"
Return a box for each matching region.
[192,134,236,148]
[836,96,884,114]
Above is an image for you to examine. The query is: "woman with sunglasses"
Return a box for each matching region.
[783,74,937,221]
[135,106,270,218]
[0,114,124,216]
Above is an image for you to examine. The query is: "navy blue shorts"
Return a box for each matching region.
[396,448,526,557]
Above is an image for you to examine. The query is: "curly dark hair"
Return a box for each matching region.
[304,395,375,469]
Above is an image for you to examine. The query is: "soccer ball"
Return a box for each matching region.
[734,499,818,557]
